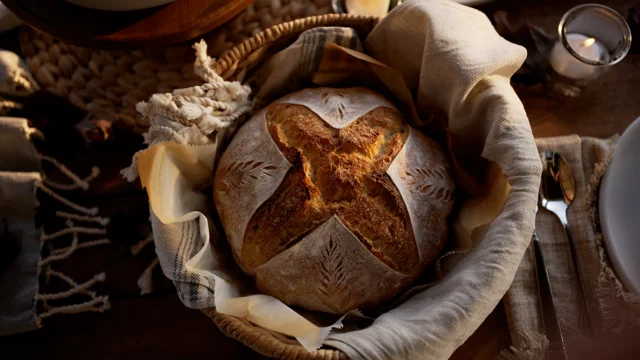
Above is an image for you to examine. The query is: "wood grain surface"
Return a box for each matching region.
[0,0,252,49]
[518,0,640,139]
[0,0,638,359]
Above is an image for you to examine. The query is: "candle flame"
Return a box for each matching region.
[583,38,596,48]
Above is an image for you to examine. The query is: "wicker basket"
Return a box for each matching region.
[202,14,379,360]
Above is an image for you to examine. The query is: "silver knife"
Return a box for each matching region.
[532,217,568,360]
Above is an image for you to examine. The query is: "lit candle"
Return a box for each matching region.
[345,0,390,17]
[549,33,609,80]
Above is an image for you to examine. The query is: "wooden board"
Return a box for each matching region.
[0,0,252,49]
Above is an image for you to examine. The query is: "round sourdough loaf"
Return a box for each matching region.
[214,87,455,314]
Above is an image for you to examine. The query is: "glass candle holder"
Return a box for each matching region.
[544,4,632,98]
[331,0,403,16]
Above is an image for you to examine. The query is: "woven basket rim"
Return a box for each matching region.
[205,14,387,360]
[211,13,380,80]
[203,308,349,360]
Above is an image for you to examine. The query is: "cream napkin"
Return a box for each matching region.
[129,0,542,358]
[325,1,540,358]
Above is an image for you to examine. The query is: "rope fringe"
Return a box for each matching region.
[193,39,223,84]
[38,296,110,320]
[46,269,97,298]
[40,154,101,191]
[40,211,111,265]
[135,40,252,139]
[41,226,106,241]
[138,257,159,295]
[37,272,106,301]
[36,181,99,215]
[39,232,79,266]
[37,269,109,322]
[34,155,112,324]
[52,238,110,255]
[56,211,110,226]
[123,41,252,182]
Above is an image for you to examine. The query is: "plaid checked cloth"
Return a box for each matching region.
[146,26,365,310]
[150,214,216,308]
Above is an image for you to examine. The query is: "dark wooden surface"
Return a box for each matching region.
[518,0,640,139]
[0,0,252,49]
[0,0,639,359]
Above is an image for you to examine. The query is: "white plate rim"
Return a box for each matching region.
[599,116,640,295]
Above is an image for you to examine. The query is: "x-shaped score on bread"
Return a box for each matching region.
[214,87,455,314]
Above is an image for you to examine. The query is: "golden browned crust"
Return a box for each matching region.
[242,151,332,269]
[242,104,419,274]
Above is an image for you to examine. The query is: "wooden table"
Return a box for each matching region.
[1,0,638,359]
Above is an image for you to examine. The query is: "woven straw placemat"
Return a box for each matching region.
[19,0,333,134]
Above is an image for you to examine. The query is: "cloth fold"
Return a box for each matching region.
[130,1,542,359]
[502,135,640,360]
[326,2,540,359]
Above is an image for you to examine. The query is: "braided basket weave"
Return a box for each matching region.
[202,14,380,360]
[18,0,333,134]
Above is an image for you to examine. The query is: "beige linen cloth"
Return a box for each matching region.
[502,135,640,359]
[0,117,111,336]
[0,117,42,336]
[126,1,543,358]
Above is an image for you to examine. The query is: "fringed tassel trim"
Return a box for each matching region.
[40,154,101,191]
[34,153,112,325]
[584,146,640,333]
[122,40,253,182]
[55,211,110,226]
[36,181,98,215]
[498,331,549,360]
[38,296,110,320]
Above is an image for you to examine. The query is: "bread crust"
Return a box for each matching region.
[214,87,454,313]
[243,104,418,274]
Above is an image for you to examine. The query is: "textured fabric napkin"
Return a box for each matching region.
[128,0,543,358]
[0,117,111,336]
[0,117,42,336]
[326,2,541,359]
[502,135,640,359]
